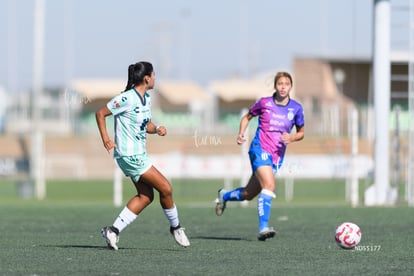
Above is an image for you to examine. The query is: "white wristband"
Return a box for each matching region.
[156,126,160,133]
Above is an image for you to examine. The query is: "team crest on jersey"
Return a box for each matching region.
[287,109,294,120]
[113,100,120,108]
[112,96,127,109]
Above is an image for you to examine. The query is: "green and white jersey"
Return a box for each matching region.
[107,88,151,158]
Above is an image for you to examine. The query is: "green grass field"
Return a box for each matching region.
[0,179,413,275]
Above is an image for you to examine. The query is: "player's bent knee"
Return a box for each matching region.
[244,194,255,201]
[137,193,154,205]
[159,186,173,198]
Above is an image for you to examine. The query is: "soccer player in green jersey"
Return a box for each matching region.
[96,61,190,250]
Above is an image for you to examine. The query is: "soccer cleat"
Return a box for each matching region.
[215,188,227,216]
[170,225,190,247]
[101,226,119,250]
[258,227,276,241]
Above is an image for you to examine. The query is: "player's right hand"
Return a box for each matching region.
[237,134,246,145]
[104,139,116,153]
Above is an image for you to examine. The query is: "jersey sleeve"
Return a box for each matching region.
[295,105,305,128]
[107,93,131,116]
[249,98,263,116]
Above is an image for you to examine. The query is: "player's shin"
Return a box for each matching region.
[223,187,244,201]
[163,204,180,227]
[113,206,138,233]
[257,189,276,231]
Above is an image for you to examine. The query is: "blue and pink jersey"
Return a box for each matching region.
[249,94,304,168]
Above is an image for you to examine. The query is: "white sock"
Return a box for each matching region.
[163,204,180,228]
[113,206,137,233]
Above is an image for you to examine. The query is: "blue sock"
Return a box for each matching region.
[223,187,244,201]
[258,190,275,232]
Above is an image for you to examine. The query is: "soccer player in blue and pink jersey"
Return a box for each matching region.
[215,71,305,241]
[96,62,190,250]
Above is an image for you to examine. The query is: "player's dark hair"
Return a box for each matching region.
[124,61,154,91]
[273,71,293,88]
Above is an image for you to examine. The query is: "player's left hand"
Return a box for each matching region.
[281,132,292,144]
[156,126,167,136]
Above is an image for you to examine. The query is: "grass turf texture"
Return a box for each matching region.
[0,179,413,275]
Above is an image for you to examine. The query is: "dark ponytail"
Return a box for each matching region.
[124,61,154,92]
[124,64,136,91]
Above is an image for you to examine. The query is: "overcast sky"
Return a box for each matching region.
[0,0,409,93]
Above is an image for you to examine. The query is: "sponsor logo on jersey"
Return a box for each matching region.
[272,114,285,119]
[270,119,285,127]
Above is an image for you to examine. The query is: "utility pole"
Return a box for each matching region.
[32,0,46,200]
